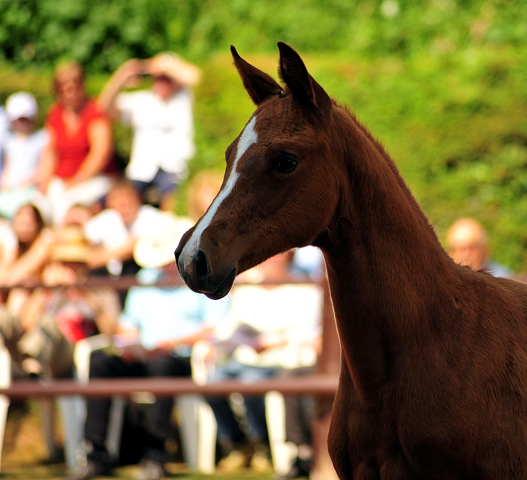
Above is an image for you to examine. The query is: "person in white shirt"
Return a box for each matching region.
[98,52,200,211]
[84,179,167,278]
[0,92,48,219]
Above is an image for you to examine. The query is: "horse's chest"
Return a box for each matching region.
[329,387,527,480]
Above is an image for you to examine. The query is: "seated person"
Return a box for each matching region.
[36,61,116,226]
[446,218,512,278]
[98,52,200,211]
[203,251,323,473]
[69,212,229,480]
[0,224,120,378]
[0,92,48,219]
[84,179,168,278]
[0,204,54,318]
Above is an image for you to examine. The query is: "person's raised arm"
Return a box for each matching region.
[98,59,144,119]
[0,230,53,287]
[86,236,135,270]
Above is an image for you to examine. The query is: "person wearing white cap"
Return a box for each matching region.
[0,92,48,219]
[98,52,200,211]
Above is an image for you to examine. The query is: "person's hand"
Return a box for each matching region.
[119,350,139,364]
[145,54,166,78]
[146,53,201,87]
[146,346,171,359]
[37,176,50,194]
[63,176,82,190]
[116,59,146,88]
[41,262,77,286]
[153,340,177,354]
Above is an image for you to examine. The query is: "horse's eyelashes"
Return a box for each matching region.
[271,153,298,174]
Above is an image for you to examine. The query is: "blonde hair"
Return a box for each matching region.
[53,60,85,95]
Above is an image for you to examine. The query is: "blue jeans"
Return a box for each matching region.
[130,168,178,197]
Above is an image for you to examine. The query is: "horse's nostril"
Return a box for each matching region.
[194,250,210,281]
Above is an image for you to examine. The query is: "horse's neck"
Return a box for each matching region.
[322,112,453,403]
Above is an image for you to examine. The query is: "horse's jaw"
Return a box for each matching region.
[201,267,237,299]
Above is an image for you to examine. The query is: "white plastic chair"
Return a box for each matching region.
[190,341,295,474]
[0,338,10,470]
[0,334,82,471]
[265,390,297,475]
[71,334,218,474]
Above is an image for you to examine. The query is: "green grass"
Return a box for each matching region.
[1,401,274,480]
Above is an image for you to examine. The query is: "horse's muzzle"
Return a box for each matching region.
[175,248,236,300]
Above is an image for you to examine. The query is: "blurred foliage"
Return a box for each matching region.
[1,1,527,270]
[1,0,526,71]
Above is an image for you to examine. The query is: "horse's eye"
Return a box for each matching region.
[272,153,298,174]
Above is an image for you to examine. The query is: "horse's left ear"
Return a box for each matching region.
[231,45,284,106]
[277,42,332,116]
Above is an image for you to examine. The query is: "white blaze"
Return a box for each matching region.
[179,116,258,271]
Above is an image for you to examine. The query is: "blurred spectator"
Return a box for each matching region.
[0,103,8,173]
[203,251,323,473]
[446,218,512,278]
[0,204,53,317]
[290,246,325,280]
[84,179,169,280]
[98,52,200,211]
[62,203,96,229]
[0,92,48,219]
[37,61,116,226]
[68,212,229,480]
[0,224,120,378]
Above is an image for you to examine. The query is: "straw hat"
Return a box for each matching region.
[50,225,91,263]
[133,212,194,269]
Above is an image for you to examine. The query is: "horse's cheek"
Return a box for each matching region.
[253,185,292,217]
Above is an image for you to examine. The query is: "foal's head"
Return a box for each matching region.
[176,42,343,299]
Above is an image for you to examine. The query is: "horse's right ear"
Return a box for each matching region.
[231,45,283,106]
[277,42,332,116]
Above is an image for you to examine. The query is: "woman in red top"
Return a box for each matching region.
[38,61,116,226]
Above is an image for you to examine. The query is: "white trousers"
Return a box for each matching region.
[35,176,113,226]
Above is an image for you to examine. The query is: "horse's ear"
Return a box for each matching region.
[277,42,332,115]
[231,45,283,106]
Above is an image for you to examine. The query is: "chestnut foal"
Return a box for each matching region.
[176,43,527,479]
